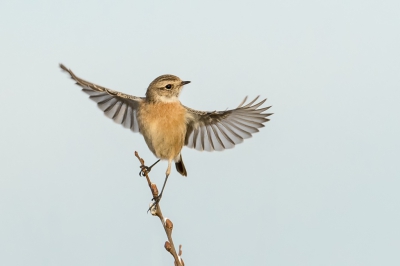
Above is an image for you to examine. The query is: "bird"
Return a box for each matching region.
[60,64,272,207]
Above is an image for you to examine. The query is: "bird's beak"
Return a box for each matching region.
[181,81,191,85]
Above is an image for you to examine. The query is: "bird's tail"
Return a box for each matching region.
[175,154,187,177]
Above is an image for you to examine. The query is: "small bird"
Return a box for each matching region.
[60,64,272,206]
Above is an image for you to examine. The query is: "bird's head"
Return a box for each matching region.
[146,74,190,103]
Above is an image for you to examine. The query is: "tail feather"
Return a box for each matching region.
[175,154,187,176]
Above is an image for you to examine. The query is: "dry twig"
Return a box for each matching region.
[134,151,184,266]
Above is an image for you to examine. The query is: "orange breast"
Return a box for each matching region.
[138,102,187,160]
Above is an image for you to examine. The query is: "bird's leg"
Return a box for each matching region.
[139,159,160,176]
[148,160,172,211]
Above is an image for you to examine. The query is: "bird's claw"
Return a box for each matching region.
[139,165,151,176]
[147,194,162,213]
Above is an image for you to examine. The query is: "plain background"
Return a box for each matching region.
[1,1,399,265]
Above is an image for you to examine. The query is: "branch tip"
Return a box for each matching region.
[178,245,183,256]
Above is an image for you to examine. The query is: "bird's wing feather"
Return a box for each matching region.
[60,64,144,132]
[183,96,272,151]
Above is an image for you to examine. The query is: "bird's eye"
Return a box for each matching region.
[165,84,172,89]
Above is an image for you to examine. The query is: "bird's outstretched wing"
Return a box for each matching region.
[60,64,144,132]
[184,96,272,151]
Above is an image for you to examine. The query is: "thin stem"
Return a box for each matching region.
[134,151,184,266]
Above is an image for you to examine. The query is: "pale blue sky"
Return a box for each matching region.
[1,1,399,265]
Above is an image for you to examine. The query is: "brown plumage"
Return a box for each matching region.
[60,64,272,206]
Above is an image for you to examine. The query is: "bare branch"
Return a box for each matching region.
[134,151,184,266]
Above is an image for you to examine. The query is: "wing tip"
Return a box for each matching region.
[59,63,67,71]
[59,63,77,80]
[237,96,248,108]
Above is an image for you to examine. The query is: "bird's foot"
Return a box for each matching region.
[138,159,161,177]
[139,165,151,177]
[147,193,163,213]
